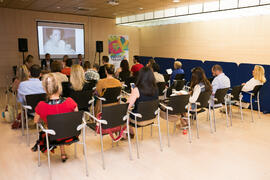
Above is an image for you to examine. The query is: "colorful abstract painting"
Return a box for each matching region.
[108,35,129,68]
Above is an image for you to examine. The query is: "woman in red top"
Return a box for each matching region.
[33,73,78,162]
[61,58,72,76]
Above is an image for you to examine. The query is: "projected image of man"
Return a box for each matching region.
[44,29,75,54]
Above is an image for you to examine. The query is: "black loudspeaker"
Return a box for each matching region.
[18,38,28,52]
[96,41,103,53]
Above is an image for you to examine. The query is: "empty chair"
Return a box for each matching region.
[209,88,231,130]
[22,93,46,146]
[85,104,130,169]
[129,99,162,159]
[37,111,88,179]
[160,94,190,147]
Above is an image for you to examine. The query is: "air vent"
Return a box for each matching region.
[75,7,97,11]
[107,0,119,6]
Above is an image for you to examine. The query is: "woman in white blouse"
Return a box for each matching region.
[242,65,266,92]
[178,67,212,127]
[241,65,266,105]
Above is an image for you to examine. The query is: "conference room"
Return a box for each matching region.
[1,0,270,179]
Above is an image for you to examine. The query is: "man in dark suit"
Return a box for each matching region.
[41,53,54,70]
[98,56,109,79]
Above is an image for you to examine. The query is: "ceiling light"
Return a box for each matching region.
[173,0,180,2]
[56,6,61,9]
[107,0,119,6]
[139,7,144,10]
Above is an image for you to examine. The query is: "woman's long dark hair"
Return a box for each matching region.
[190,67,212,93]
[120,60,130,72]
[136,67,157,96]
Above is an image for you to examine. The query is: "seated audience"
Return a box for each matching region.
[12,64,30,92]
[146,59,156,68]
[24,54,34,69]
[98,56,110,79]
[95,64,122,114]
[33,73,78,162]
[170,61,184,84]
[115,59,131,82]
[126,67,159,137]
[61,58,72,76]
[152,63,165,83]
[131,56,144,76]
[241,65,266,106]
[62,55,69,68]
[41,53,53,70]
[51,61,68,83]
[85,62,100,81]
[211,64,230,94]
[178,67,212,127]
[242,65,266,92]
[83,61,91,72]
[75,54,84,66]
[70,65,93,91]
[17,64,45,103]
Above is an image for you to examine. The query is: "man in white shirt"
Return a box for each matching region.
[211,65,231,94]
[17,64,45,104]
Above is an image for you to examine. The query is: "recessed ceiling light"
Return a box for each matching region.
[57,6,61,9]
[173,0,180,2]
[139,7,144,10]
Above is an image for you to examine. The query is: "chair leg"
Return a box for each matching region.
[141,127,143,140]
[99,126,105,169]
[225,103,229,128]
[45,133,52,179]
[21,107,24,136]
[82,127,89,176]
[173,122,176,134]
[25,109,30,147]
[166,110,170,147]
[135,120,140,159]
[38,145,41,167]
[157,112,163,152]
[212,108,216,132]
[250,95,254,123]
[126,120,133,160]
[195,111,199,139]
[208,108,213,134]
[230,103,233,127]
[240,97,244,121]
[187,111,192,143]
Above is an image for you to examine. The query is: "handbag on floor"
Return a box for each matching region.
[95,112,126,142]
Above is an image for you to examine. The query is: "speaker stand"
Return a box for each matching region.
[98,52,101,66]
[22,51,25,64]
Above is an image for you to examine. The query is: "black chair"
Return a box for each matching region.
[97,87,122,107]
[163,74,170,86]
[123,76,136,93]
[22,93,46,146]
[61,82,70,97]
[245,85,263,122]
[69,90,94,113]
[188,90,212,142]
[209,88,231,131]
[173,79,186,91]
[174,73,185,80]
[157,82,166,97]
[129,99,162,159]
[37,111,88,178]
[160,94,190,146]
[229,85,244,121]
[85,104,130,169]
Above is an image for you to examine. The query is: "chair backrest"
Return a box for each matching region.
[61,82,70,97]
[69,90,93,111]
[101,104,128,129]
[173,79,186,91]
[231,85,243,100]
[47,111,83,141]
[252,85,263,97]
[174,73,185,80]
[102,87,122,104]
[25,93,46,113]
[168,94,190,114]
[157,82,166,96]
[197,90,212,108]
[137,99,159,121]
[86,80,97,90]
[214,88,229,104]
[163,74,170,83]
[124,76,136,93]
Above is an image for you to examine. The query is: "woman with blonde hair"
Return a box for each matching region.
[70,64,93,91]
[12,65,30,92]
[32,73,78,162]
[242,65,266,92]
